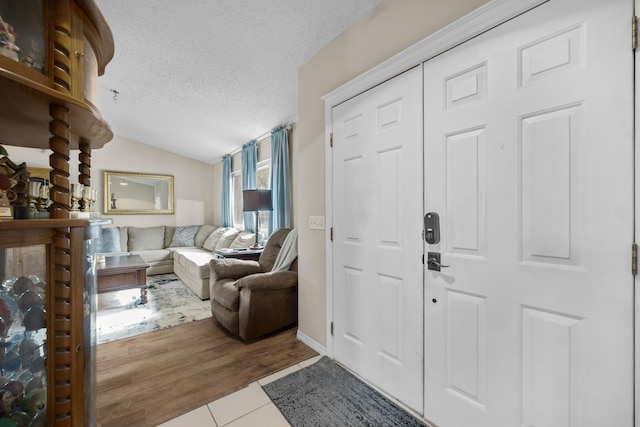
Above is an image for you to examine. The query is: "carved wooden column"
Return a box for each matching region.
[49,105,71,220]
[51,1,74,426]
[50,0,72,219]
[79,142,91,186]
[51,221,74,427]
[48,105,73,425]
[52,0,72,96]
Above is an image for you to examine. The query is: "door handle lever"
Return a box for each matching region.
[427,252,448,272]
[428,258,449,268]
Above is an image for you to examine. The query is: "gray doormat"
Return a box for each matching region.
[262,356,425,427]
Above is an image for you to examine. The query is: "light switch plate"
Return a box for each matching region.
[309,216,325,230]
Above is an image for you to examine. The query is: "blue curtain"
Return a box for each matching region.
[241,140,257,232]
[269,125,291,235]
[221,154,233,227]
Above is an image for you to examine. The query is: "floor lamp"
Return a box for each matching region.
[243,189,273,249]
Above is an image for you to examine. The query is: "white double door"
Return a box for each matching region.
[332,0,634,424]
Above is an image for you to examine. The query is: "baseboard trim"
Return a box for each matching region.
[296,330,327,356]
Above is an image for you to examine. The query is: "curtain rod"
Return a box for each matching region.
[228,123,292,157]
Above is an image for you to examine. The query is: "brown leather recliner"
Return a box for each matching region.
[209,228,298,340]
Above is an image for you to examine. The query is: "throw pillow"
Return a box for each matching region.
[169,225,200,247]
[128,226,166,251]
[214,228,241,250]
[195,225,217,247]
[119,227,128,251]
[164,226,176,248]
[96,227,121,253]
[202,227,230,251]
[229,231,257,249]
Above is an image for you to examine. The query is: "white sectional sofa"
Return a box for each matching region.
[97,224,259,300]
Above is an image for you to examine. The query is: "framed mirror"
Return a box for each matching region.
[103,171,174,215]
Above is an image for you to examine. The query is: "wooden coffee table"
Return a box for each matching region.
[97,254,150,303]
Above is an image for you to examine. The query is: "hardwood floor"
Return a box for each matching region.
[96,318,317,427]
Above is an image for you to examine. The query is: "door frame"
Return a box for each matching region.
[322,0,548,359]
[635,1,639,421]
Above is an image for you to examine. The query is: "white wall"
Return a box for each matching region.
[7,135,215,228]
[212,161,224,226]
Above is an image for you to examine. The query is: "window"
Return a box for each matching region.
[256,160,270,190]
[231,160,271,236]
[256,160,271,238]
[232,171,243,228]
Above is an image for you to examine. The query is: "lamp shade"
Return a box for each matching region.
[243,189,272,212]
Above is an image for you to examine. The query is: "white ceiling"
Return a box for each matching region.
[95,0,381,164]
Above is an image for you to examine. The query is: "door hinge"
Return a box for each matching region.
[330,133,333,148]
[330,321,334,336]
[633,243,638,276]
[330,227,333,241]
[633,16,638,51]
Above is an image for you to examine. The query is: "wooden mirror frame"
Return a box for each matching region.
[103,171,174,215]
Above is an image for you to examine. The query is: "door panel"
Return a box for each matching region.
[446,128,486,257]
[520,306,582,427]
[521,104,582,266]
[333,66,424,413]
[424,0,634,425]
[445,289,487,408]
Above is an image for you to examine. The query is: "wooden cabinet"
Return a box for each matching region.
[0,0,114,192]
[69,1,106,106]
[0,0,114,147]
[0,219,105,427]
[0,1,114,425]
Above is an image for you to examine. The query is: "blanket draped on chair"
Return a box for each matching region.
[271,228,297,271]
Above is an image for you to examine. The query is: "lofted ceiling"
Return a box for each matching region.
[95,0,381,164]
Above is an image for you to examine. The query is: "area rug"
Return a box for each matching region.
[96,273,211,344]
[262,356,425,427]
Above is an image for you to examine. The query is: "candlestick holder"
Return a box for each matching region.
[90,186,98,214]
[28,181,41,213]
[71,183,84,212]
[38,181,50,213]
[37,183,49,212]
[81,185,91,212]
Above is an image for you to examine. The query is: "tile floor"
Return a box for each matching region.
[157,355,323,427]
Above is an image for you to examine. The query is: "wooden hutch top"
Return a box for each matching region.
[0,0,115,220]
[0,0,115,151]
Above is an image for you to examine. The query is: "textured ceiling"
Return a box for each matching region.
[95,0,381,164]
